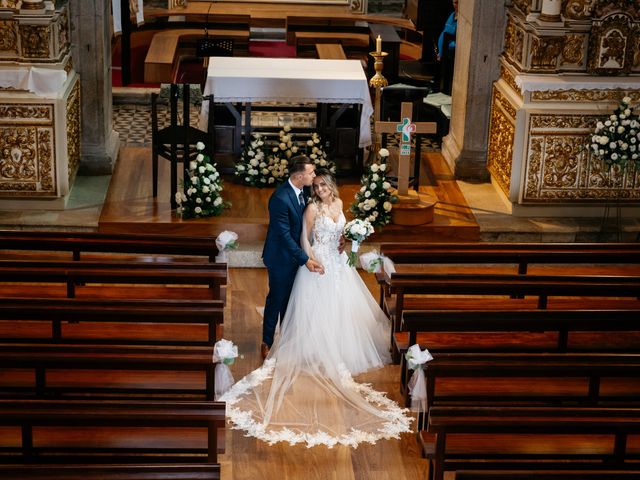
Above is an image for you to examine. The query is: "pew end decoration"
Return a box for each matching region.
[177,142,230,219]
[590,96,639,171]
[213,338,240,400]
[215,231,239,263]
[350,148,396,228]
[343,218,374,268]
[359,249,396,274]
[405,344,433,413]
[234,126,336,187]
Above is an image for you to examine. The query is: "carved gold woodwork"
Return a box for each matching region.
[588,12,637,75]
[504,17,525,68]
[500,64,521,97]
[513,0,531,15]
[66,81,80,186]
[531,36,564,70]
[563,0,596,19]
[0,0,20,9]
[20,24,51,58]
[531,89,640,102]
[487,89,516,197]
[561,35,585,65]
[0,20,18,53]
[523,113,640,201]
[0,105,52,122]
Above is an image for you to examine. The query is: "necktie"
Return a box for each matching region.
[298,192,305,208]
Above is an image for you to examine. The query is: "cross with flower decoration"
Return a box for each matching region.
[375,102,437,198]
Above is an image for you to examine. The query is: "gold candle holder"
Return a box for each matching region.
[369,51,389,89]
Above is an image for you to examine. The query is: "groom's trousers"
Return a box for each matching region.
[263,262,298,347]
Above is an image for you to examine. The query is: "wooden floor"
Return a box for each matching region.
[99,146,479,242]
[221,267,428,480]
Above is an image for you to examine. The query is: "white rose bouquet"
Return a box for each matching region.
[304,132,336,174]
[590,96,639,170]
[235,133,273,187]
[215,230,239,263]
[342,218,374,267]
[350,148,396,228]
[176,142,229,219]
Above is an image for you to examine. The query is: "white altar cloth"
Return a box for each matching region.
[0,66,67,98]
[199,57,373,147]
[515,74,640,94]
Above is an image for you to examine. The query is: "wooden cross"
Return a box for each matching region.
[375,102,437,198]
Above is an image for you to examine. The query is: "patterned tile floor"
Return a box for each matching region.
[112,102,441,151]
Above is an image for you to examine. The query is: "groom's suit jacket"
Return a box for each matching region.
[262,181,310,269]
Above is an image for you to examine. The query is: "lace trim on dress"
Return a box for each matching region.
[220,360,413,448]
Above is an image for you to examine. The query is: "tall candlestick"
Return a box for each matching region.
[376,35,382,54]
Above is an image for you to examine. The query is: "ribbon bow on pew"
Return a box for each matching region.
[405,344,433,412]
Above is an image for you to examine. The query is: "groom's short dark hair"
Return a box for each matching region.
[289,155,314,175]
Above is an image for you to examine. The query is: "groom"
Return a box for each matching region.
[261,155,324,359]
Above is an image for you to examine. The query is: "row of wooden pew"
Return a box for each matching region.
[0,231,228,479]
[376,242,640,480]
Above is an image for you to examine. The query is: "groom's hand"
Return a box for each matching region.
[337,235,345,254]
[306,259,325,274]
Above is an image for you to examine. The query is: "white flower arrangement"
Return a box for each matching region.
[215,230,239,263]
[212,338,241,400]
[405,344,433,413]
[350,148,397,228]
[343,218,374,267]
[176,142,229,219]
[234,126,336,187]
[590,96,640,170]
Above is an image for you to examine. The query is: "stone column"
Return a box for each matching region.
[69,0,119,175]
[539,0,562,22]
[441,0,506,180]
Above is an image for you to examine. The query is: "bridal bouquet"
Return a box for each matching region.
[343,218,374,267]
[215,230,239,263]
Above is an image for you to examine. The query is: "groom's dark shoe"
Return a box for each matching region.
[261,342,270,360]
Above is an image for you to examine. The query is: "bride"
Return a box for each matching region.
[220,169,412,448]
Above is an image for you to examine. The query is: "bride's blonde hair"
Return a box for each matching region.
[311,169,339,207]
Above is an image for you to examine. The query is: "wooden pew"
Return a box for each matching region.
[0,231,221,262]
[407,351,640,413]
[316,43,347,59]
[424,405,640,480]
[144,15,251,83]
[0,464,221,480]
[0,298,224,345]
[0,343,218,400]
[0,399,225,463]
[286,15,369,58]
[383,272,640,344]
[0,265,227,300]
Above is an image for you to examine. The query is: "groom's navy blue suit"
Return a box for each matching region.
[262,181,310,347]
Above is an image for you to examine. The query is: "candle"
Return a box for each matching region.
[376,35,382,54]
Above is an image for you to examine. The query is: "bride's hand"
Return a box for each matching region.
[306,258,325,274]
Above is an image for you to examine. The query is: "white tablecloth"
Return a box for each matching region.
[199,57,373,147]
[0,66,67,98]
[515,74,640,93]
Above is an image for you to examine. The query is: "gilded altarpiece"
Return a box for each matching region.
[488,1,640,214]
[0,1,79,207]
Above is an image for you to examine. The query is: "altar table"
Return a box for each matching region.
[198,57,374,148]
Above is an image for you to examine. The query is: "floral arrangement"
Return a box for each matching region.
[212,338,241,400]
[405,344,433,413]
[359,250,396,274]
[215,230,239,263]
[176,142,229,219]
[343,218,374,267]
[350,148,397,228]
[234,126,335,187]
[590,96,639,169]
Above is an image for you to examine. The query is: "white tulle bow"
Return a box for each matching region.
[405,344,433,413]
[212,339,239,400]
[358,250,396,274]
[215,230,239,262]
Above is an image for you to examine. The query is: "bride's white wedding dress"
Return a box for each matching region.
[220,209,413,448]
